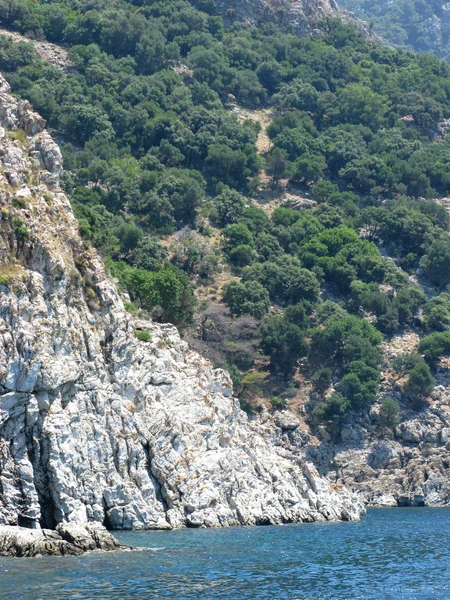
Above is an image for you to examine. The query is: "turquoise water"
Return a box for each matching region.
[1,508,450,599]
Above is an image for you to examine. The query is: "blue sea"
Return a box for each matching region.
[1,508,450,599]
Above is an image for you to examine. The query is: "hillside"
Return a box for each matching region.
[0,0,450,526]
[0,74,362,533]
[341,0,450,61]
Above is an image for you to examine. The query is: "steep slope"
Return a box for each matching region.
[0,75,362,531]
[0,27,73,71]
[340,0,450,60]
[191,0,374,37]
[193,0,340,34]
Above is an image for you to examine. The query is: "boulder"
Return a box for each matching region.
[0,524,131,557]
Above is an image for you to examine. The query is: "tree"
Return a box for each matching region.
[291,155,327,185]
[255,233,284,262]
[423,294,450,331]
[243,256,320,305]
[266,148,288,187]
[406,361,435,398]
[240,206,269,234]
[233,70,267,107]
[64,105,114,143]
[259,315,309,376]
[418,331,450,364]
[229,244,256,266]
[380,398,401,428]
[312,181,339,203]
[117,264,195,326]
[284,303,308,329]
[310,315,382,367]
[206,144,249,188]
[239,371,269,397]
[223,223,254,249]
[257,60,284,94]
[213,186,245,226]
[112,219,143,253]
[312,367,333,392]
[223,280,270,319]
[339,84,388,130]
[131,236,168,271]
[420,238,450,289]
[313,393,350,423]
[341,360,379,407]
[273,80,319,113]
[157,170,205,225]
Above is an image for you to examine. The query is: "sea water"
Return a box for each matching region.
[1,508,449,599]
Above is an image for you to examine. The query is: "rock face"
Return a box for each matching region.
[0,523,130,557]
[193,0,340,34]
[298,334,450,508]
[0,74,362,533]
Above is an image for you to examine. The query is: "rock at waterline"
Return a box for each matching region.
[0,523,131,557]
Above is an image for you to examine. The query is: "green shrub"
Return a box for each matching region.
[12,197,27,209]
[406,361,435,398]
[134,329,152,342]
[419,331,450,364]
[380,398,401,428]
[13,217,29,244]
[312,367,332,391]
[313,393,350,422]
[0,274,11,286]
[124,302,138,314]
[223,280,270,318]
[229,244,255,266]
[270,397,287,410]
[240,371,269,396]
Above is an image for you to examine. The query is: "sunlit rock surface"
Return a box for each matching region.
[0,74,363,533]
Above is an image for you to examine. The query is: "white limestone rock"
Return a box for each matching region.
[0,523,130,557]
[0,74,363,532]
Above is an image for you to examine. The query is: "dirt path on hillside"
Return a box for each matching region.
[234,106,272,155]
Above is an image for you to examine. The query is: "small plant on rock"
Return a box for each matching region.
[13,217,29,244]
[134,329,151,342]
[12,197,27,209]
[270,397,287,410]
[124,302,138,314]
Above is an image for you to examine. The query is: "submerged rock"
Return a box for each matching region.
[0,523,130,557]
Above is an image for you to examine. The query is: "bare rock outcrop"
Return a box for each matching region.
[0,523,130,557]
[191,0,375,38]
[300,334,450,508]
[193,0,339,35]
[0,74,362,535]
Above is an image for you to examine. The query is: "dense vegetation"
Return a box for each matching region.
[1,0,450,428]
[341,0,450,61]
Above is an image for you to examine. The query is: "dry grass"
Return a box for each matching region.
[0,262,25,285]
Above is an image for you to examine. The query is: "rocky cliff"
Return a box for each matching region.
[294,333,450,508]
[192,0,374,38]
[0,75,362,531]
[0,522,131,557]
[192,0,339,34]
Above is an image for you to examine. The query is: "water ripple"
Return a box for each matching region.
[1,508,450,599]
